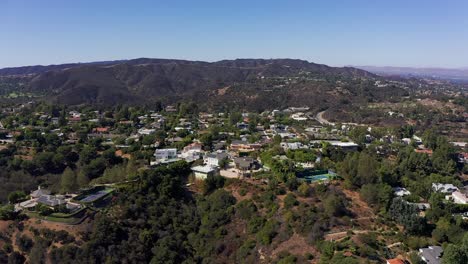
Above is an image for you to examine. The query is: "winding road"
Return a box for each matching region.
[313,110,367,127]
[315,110,335,126]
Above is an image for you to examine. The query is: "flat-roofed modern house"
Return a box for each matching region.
[432,183,459,193]
[191,165,218,180]
[154,148,178,161]
[151,148,180,166]
[138,128,156,135]
[280,142,306,150]
[446,190,468,204]
[204,152,229,168]
[310,140,359,151]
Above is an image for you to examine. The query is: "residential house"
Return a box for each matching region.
[31,186,51,199]
[165,105,177,112]
[68,116,81,123]
[230,140,262,153]
[446,191,468,204]
[119,120,134,125]
[191,165,218,180]
[213,141,226,151]
[280,142,306,151]
[458,152,468,164]
[150,113,164,120]
[51,117,59,125]
[237,122,249,130]
[234,157,259,176]
[68,111,82,123]
[386,259,405,264]
[271,109,281,117]
[287,106,310,112]
[291,112,307,121]
[310,140,359,151]
[93,127,110,134]
[17,200,38,211]
[419,246,443,264]
[138,128,156,135]
[277,132,297,139]
[154,148,178,161]
[180,143,203,162]
[305,126,323,133]
[432,183,459,193]
[0,138,15,145]
[415,148,433,155]
[402,138,412,145]
[37,195,66,208]
[167,137,184,144]
[393,187,411,197]
[407,201,431,212]
[204,152,229,168]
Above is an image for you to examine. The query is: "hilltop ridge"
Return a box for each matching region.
[0,58,381,109]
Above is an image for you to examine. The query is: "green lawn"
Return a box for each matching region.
[26,208,88,224]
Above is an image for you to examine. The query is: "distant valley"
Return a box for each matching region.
[355,65,468,82]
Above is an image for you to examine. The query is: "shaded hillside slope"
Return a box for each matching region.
[1,58,389,109]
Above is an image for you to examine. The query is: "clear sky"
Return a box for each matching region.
[2,0,468,68]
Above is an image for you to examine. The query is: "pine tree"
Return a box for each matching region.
[61,167,77,193]
[77,170,89,188]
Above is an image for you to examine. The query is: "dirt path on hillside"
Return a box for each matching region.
[315,111,335,126]
[271,233,318,260]
[324,230,369,241]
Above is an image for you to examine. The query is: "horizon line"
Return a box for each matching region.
[1,57,467,70]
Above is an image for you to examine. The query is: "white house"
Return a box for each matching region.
[393,187,411,197]
[280,142,306,151]
[432,183,459,193]
[310,140,359,151]
[138,128,156,135]
[204,152,229,168]
[191,165,218,180]
[446,191,468,204]
[291,112,308,121]
[154,149,178,161]
[278,132,297,139]
[178,143,203,162]
[179,150,199,162]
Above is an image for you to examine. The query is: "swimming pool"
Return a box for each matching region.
[304,174,330,182]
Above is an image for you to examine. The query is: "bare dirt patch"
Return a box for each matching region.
[341,189,374,219]
[271,233,318,261]
[217,86,230,96]
[24,217,93,240]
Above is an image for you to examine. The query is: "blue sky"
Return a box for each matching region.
[2,0,468,68]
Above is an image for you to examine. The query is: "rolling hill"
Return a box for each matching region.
[0,58,399,111]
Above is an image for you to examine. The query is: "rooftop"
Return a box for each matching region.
[191,165,216,174]
[419,246,443,264]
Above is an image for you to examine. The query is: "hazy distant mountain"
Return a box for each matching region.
[0,61,128,76]
[0,58,386,109]
[355,66,468,81]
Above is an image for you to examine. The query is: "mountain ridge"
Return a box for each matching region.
[0,58,386,110]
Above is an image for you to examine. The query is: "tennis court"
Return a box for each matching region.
[297,169,338,183]
[78,188,114,203]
